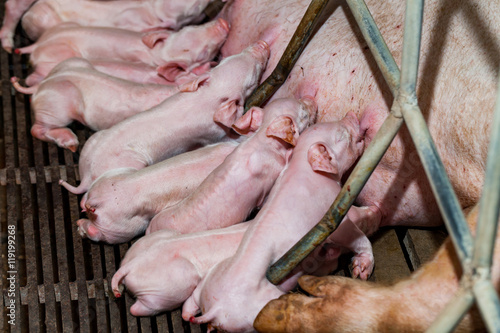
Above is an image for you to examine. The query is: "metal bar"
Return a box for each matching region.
[267,0,406,284]
[155,313,170,332]
[396,0,473,263]
[472,73,500,270]
[19,167,41,331]
[118,244,138,333]
[398,95,474,262]
[1,182,5,333]
[345,0,400,95]
[50,160,75,332]
[170,309,186,332]
[104,244,123,333]
[243,0,331,111]
[1,42,14,171]
[473,279,500,332]
[267,113,403,283]
[399,0,423,95]
[34,144,58,332]
[140,316,152,332]
[6,171,21,333]
[426,288,474,333]
[91,243,109,331]
[64,149,91,333]
[123,292,139,333]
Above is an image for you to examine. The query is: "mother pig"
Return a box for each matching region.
[187,0,498,331]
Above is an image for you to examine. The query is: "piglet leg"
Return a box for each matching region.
[344,205,381,279]
[31,123,79,152]
[0,0,37,52]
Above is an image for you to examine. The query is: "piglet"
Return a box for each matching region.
[21,0,215,41]
[60,41,270,195]
[87,60,192,85]
[111,222,249,316]
[16,18,229,86]
[182,114,381,332]
[146,96,317,235]
[0,0,36,52]
[12,57,180,151]
[74,142,238,244]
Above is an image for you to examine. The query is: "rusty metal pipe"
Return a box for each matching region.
[397,0,473,263]
[472,72,500,271]
[473,279,500,332]
[346,0,400,95]
[243,0,331,112]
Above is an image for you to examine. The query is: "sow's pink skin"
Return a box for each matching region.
[11,58,180,152]
[182,114,381,332]
[111,222,249,316]
[146,96,318,235]
[20,0,215,41]
[15,18,229,86]
[59,41,270,195]
[74,142,238,244]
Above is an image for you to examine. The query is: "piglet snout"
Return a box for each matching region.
[216,18,230,35]
[250,40,270,61]
[298,96,318,125]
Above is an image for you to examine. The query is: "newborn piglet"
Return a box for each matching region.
[16,19,228,86]
[12,57,180,151]
[0,0,36,52]
[87,60,202,85]
[146,96,317,234]
[111,222,249,316]
[182,113,381,332]
[60,41,270,195]
[74,142,238,244]
[20,0,215,41]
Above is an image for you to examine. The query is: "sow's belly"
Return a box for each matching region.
[219,0,498,227]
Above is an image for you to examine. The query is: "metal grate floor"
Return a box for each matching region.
[0,4,448,332]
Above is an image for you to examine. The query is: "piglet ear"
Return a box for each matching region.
[232,106,264,135]
[214,99,243,128]
[157,62,188,82]
[307,142,339,175]
[141,30,171,49]
[190,62,214,76]
[178,73,210,92]
[266,115,299,146]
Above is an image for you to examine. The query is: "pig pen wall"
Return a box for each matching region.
[0,12,448,333]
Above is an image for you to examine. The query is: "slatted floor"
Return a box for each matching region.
[0,5,449,333]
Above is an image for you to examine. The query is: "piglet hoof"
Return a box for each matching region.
[349,253,374,280]
[67,144,78,153]
[112,284,124,299]
[77,225,88,239]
